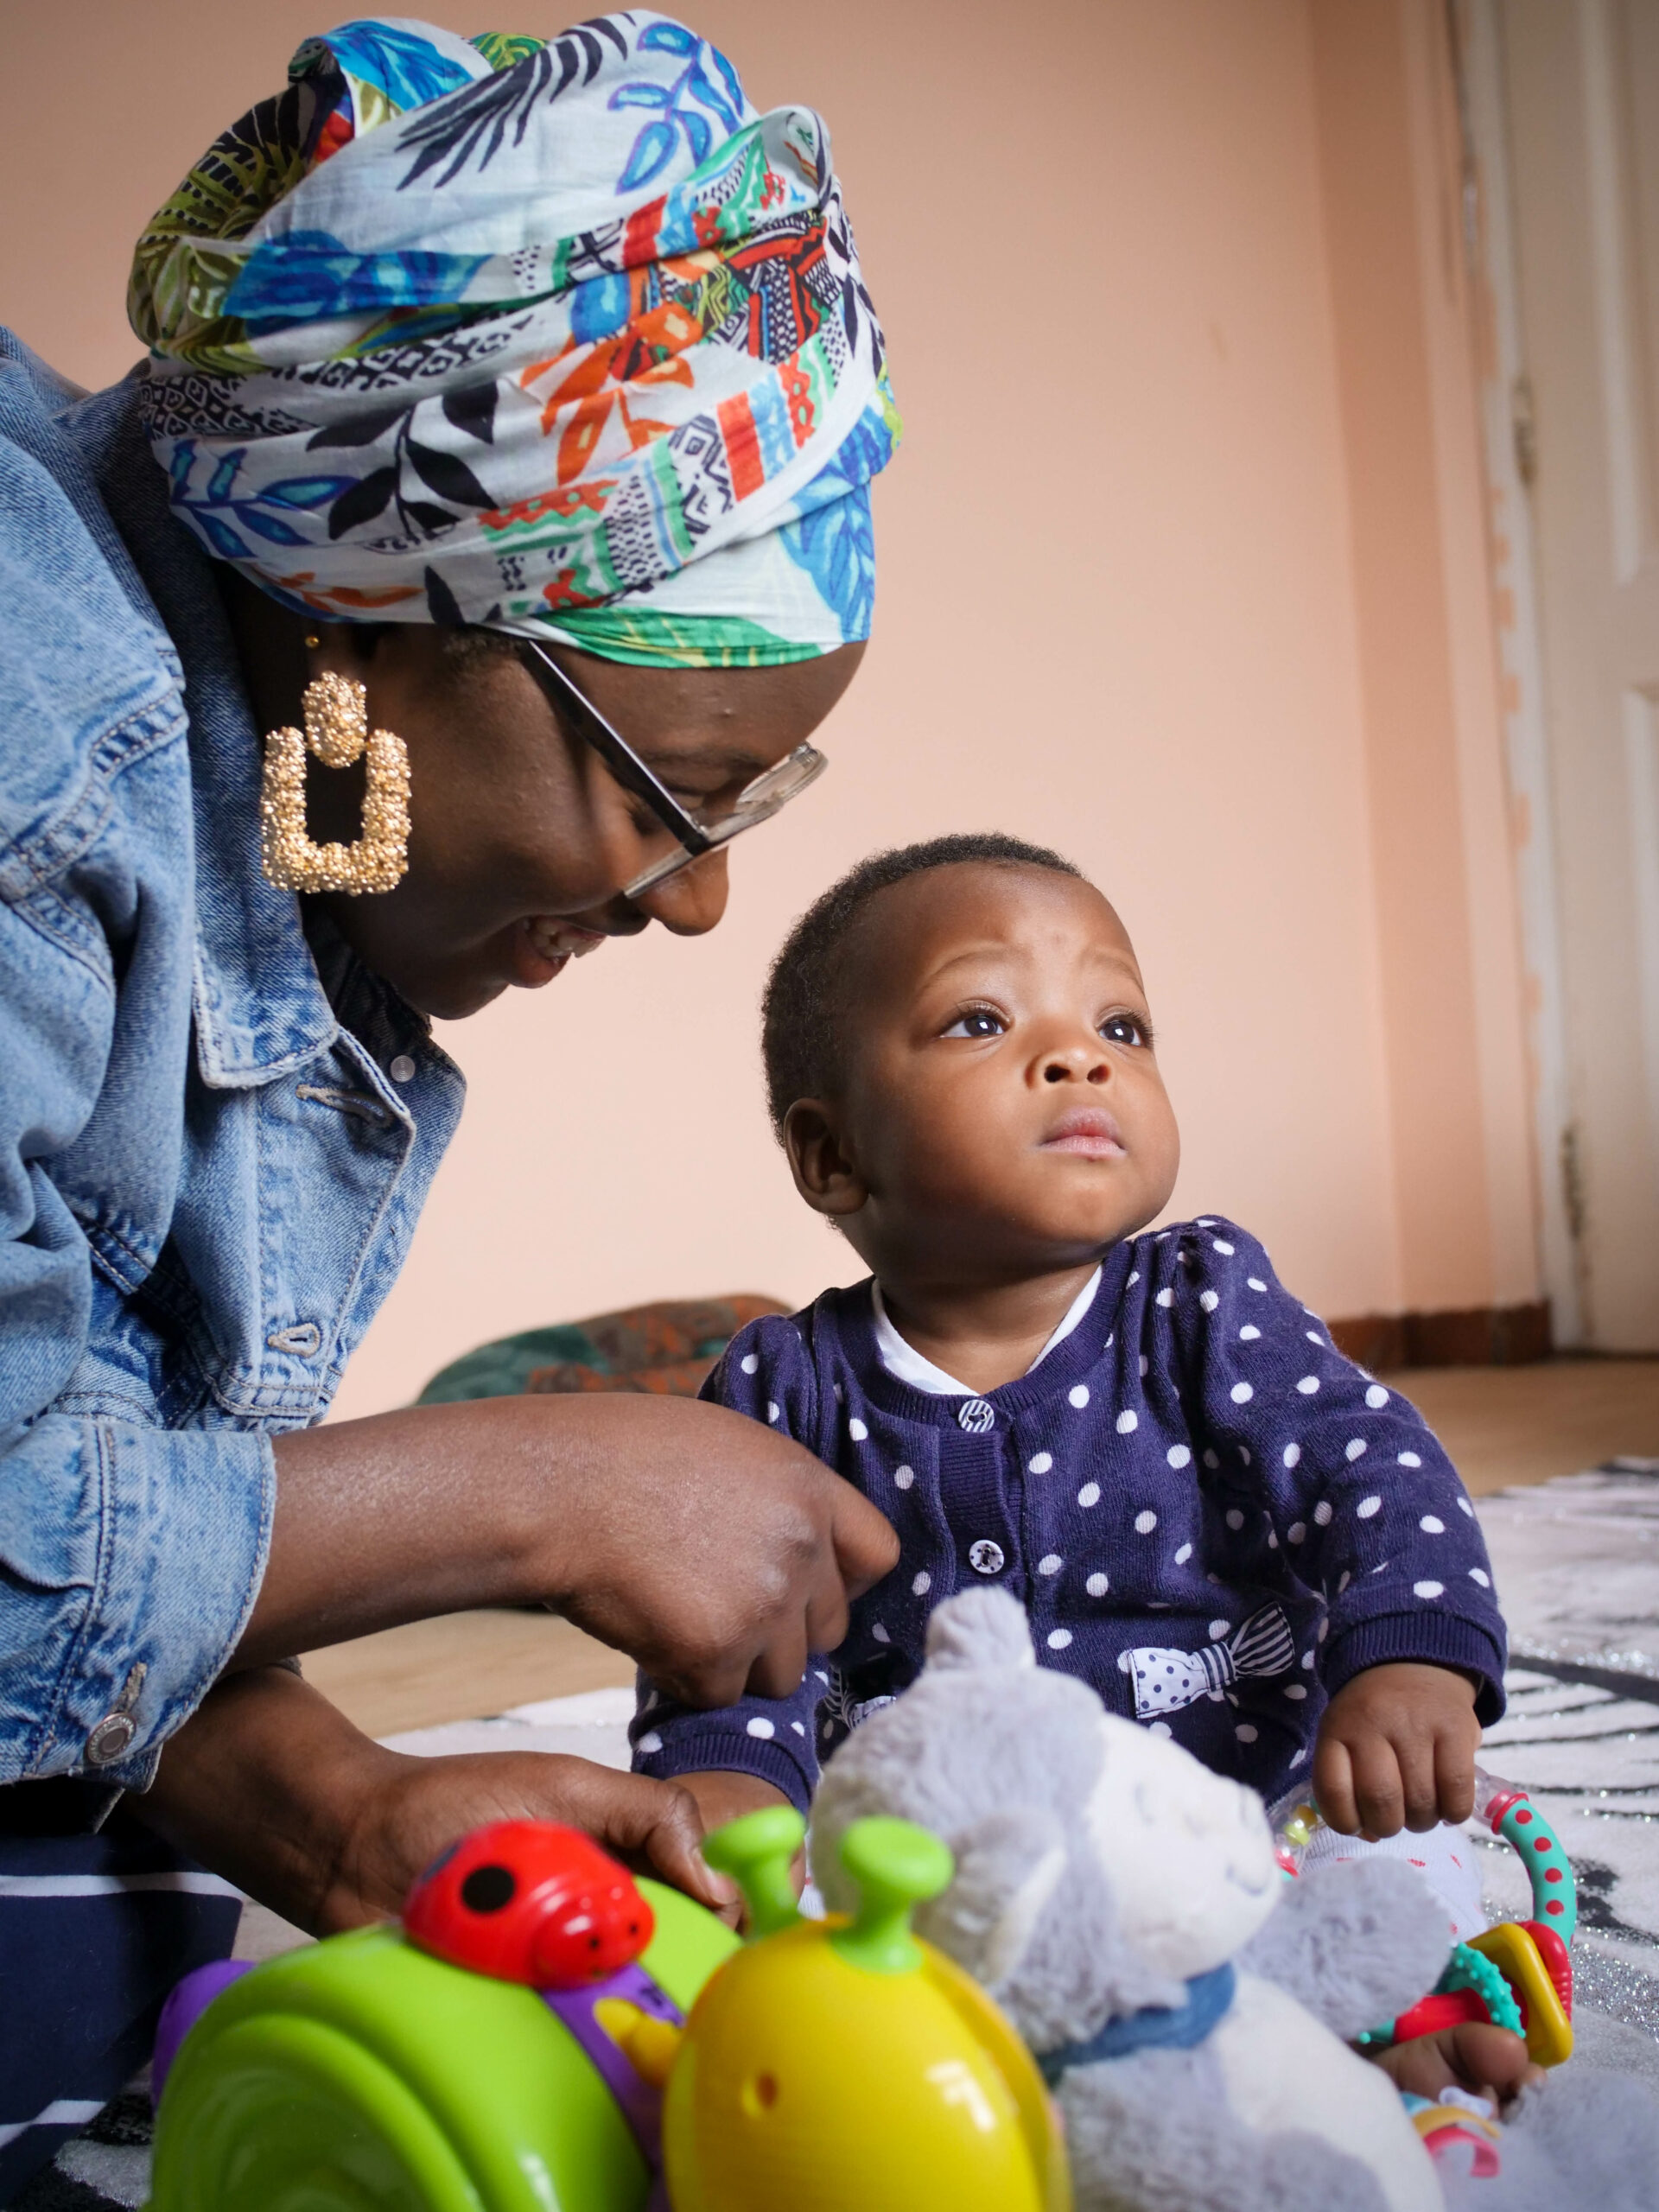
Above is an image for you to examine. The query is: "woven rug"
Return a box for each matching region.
[15,1464,1659,2207]
[1465,1458,1659,2084]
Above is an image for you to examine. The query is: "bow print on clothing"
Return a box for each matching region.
[1117,1606,1296,1720]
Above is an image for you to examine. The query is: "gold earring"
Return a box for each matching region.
[259,671,411,894]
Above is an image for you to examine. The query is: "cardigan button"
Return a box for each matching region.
[957,1397,995,1433]
[969,1539,1006,1577]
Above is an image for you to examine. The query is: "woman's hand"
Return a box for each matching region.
[251,1394,899,1707]
[138,1666,740,1936]
[316,1746,730,1934]
[672,1770,797,1927]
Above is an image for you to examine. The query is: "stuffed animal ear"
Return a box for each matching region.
[915,1807,1067,1991]
[924,1587,1037,1674]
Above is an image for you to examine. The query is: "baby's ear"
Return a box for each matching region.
[916,1808,1067,1992]
[924,1587,1037,1674]
[782,1099,868,1221]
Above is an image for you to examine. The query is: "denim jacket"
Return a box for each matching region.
[0,334,464,1789]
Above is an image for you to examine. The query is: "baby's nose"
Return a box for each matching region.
[1044,1046,1109,1083]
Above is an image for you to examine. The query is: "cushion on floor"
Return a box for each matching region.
[416,1294,789,1403]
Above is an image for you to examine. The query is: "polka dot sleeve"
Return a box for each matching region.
[1167,1221,1507,1724]
[627,1314,830,1810]
[697,1312,823,1442]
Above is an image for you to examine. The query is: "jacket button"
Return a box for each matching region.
[969,1539,1006,1576]
[957,1397,995,1433]
[86,1713,137,1766]
[389,1054,416,1083]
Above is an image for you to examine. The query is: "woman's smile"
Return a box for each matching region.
[511,915,608,988]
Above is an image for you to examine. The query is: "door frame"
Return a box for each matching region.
[1453,0,1586,1344]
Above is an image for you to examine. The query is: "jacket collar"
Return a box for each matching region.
[62,377,338,1088]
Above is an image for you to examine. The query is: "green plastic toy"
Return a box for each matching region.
[149,1873,734,2212]
[147,1809,1066,2211]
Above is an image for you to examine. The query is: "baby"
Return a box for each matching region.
[632,833,1505,1903]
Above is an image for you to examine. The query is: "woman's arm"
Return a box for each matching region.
[251,1393,899,1708]
[138,1662,741,1933]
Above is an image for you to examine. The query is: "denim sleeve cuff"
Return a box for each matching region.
[1323,1612,1507,1726]
[0,1415,276,1788]
[633,1728,814,1815]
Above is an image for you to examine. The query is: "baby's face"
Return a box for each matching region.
[814,864,1180,1278]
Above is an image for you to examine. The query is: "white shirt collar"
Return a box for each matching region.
[869,1268,1103,1396]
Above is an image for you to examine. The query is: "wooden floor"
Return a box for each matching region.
[304,1607,634,1740]
[1400,1357,1659,1494]
[305,1357,1659,1738]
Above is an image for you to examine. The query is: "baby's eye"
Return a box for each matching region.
[1100,1014,1148,1047]
[942,1009,1007,1039]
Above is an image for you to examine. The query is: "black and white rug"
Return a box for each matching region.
[1465,1458,1659,2085]
[15,1462,1659,2208]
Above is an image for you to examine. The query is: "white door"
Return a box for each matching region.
[1500,0,1659,1348]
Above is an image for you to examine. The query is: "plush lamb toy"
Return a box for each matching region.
[811,1587,1659,2212]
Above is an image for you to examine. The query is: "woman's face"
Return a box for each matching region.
[259,608,863,1020]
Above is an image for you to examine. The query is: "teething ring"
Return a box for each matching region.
[1343,1768,1579,2065]
[1466,1923,1573,2066]
[1480,1780,1576,1941]
[1460,1770,1575,2064]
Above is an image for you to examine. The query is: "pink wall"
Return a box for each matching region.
[1311,0,1538,1313]
[0,1,1536,1414]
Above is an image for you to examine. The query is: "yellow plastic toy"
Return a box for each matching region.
[1467,1923,1574,2069]
[662,1807,1071,2212]
[146,1807,1065,2212]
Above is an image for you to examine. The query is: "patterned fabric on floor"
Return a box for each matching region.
[416,1294,789,1402]
[10,2095,152,2212]
[19,1463,1659,2205]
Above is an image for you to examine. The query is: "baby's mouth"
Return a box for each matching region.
[1039,1106,1127,1159]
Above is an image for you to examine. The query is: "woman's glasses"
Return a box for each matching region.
[518,639,828,900]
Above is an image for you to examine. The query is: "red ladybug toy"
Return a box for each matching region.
[404,1820,655,1989]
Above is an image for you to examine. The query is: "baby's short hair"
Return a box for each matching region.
[760,832,1084,1139]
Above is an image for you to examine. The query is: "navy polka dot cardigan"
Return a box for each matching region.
[630,1218,1506,1812]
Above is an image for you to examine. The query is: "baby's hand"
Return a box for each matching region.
[1313,1662,1479,1837]
[1369,2021,1544,2110]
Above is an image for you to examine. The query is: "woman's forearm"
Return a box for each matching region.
[254,1397,562,1660]
[138,1664,388,1930]
[251,1393,898,1708]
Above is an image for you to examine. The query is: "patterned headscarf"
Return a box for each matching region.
[129,16,899,667]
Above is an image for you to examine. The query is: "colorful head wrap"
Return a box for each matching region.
[129,16,899,667]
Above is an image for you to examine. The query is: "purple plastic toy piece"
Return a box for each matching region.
[540,1959,683,2168]
[151,1959,252,2105]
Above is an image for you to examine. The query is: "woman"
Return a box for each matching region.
[0,16,899,2184]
